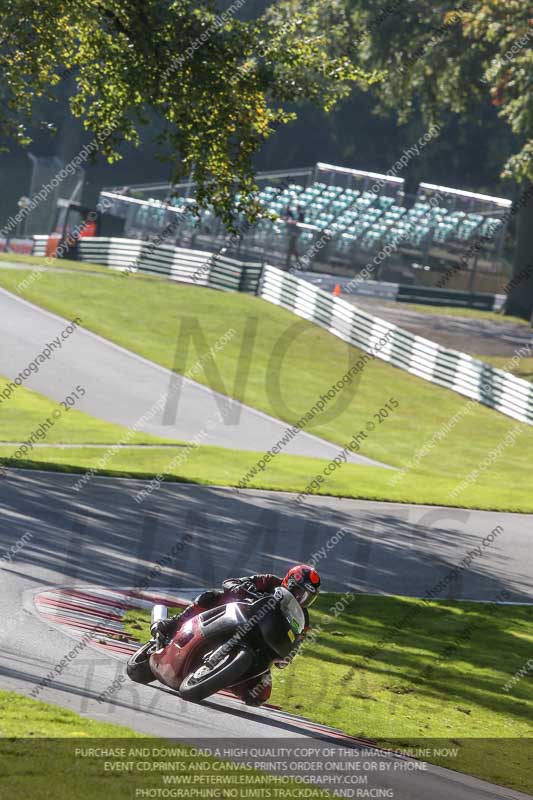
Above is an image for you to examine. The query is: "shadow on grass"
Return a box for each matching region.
[295,594,533,727]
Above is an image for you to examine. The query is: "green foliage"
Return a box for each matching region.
[0,0,376,227]
[0,691,330,798]
[1,265,533,511]
[345,0,533,183]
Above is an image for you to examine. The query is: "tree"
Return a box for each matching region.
[0,0,375,229]
[344,0,533,320]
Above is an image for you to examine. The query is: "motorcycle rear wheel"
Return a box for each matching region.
[127,641,156,684]
[179,647,253,702]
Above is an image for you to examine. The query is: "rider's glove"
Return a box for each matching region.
[150,620,164,639]
[150,617,176,640]
[224,575,257,589]
[223,578,256,596]
[239,580,258,594]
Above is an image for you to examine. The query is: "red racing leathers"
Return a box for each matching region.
[156,574,309,705]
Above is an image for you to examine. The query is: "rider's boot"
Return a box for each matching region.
[150,590,224,642]
[238,671,273,706]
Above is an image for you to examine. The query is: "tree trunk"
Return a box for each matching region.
[504,181,533,323]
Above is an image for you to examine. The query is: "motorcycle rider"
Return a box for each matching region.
[151,564,321,706]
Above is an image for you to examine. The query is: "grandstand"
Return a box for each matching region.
[99,162,512,293]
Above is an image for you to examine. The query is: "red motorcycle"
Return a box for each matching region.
[126,587,305,702]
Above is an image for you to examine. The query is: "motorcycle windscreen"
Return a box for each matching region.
[256,607,298,658]
[278,589,306,634]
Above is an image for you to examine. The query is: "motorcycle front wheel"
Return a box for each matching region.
[127,641,157,684]
[179,647,253,702]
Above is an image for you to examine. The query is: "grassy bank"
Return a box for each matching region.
[2,444,532,512]
[0,375,176,446]
[0,252,114,275]
[398,301,528,326]
[3,374,531,511]
[0,691,329,799]
[0,268,532,510]
[2,255,525,322]
[124,593,533,794]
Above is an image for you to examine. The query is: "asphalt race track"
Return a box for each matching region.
[0,287,386,466]
[0,469,532,798]
[1,275,532,798]
[2,470,532,602]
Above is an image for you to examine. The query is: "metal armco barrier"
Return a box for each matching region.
[259,265,533,426]
[304,273,504,310]
[396,284,504,312]
[29,236,530,425]
[32,235,263,293]
[32,235,504,309]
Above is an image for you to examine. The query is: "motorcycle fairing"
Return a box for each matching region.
[149,602,250,690]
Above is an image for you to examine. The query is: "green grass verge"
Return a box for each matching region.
[2,443,532,512]
[0,256,523,324]
[0,375,177,445]
[0,268,532,511]
[0,691,329,799]
[0,690,148,738]
[397,301,528,326]
[7,370,528,511]
[0,252,114,275]
[123,594,533,794]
